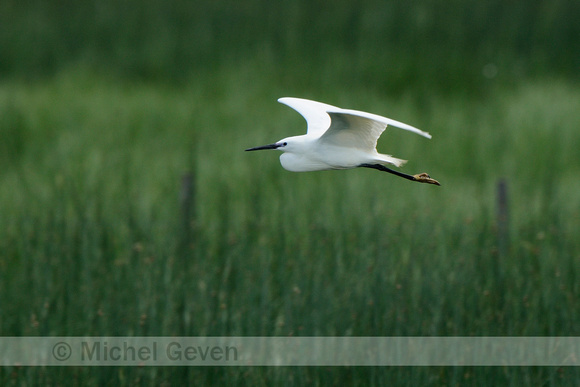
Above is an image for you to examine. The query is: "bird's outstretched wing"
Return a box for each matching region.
[319,112,389,151]
[279,97,431,143]
[327,107,431,140]
[278,97,337,137]
[320,107,431,152]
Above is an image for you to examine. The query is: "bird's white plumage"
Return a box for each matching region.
[278,97,431,140]
[321,112,387,151]
[277,97,334,137]
[246,97,433,173]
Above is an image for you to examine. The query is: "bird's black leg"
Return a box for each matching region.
[360,163,416,181]
[359,163,441,185]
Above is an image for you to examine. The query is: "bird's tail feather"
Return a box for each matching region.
[377,154,407,168]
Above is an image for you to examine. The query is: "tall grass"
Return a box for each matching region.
[1,68,579,383]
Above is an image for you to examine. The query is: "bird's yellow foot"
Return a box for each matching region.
[413,173,441,186]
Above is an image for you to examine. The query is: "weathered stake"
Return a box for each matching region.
[179,172,196,253]
[496,178,510,255]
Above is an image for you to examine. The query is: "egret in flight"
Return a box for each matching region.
[246,98,440,185]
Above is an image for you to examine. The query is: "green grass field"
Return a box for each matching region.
[1,66,579,384]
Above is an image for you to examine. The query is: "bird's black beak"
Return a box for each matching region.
[245,143,280,151]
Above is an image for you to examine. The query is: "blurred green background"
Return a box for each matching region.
[1,0,579,385]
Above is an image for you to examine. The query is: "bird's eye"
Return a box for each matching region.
[283,142,288,146]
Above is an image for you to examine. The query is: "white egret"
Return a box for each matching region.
[246,97,440,185]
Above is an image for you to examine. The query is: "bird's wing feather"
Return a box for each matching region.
[278,97,337,137]
[279,97,432,144]
[337,108,431,139]
[319,112,387,151]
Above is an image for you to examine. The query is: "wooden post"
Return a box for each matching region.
[496,178,509,255]
[179,172,196,253]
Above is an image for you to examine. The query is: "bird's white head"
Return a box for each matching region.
[246,136,320,172]
[245,137,300,153]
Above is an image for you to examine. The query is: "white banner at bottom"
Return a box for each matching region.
[1,337,578,366]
